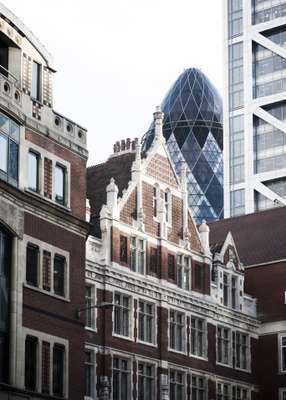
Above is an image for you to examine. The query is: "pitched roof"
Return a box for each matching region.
[209,206,286,266]
[87,152,136,237]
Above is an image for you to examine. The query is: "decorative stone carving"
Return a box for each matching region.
[0,196,24,238]
[98,376,110,400]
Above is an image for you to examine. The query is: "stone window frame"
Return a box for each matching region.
[169,366,187,400]
[168,307,187,355]
[112,290,134,341]
[111,352,133,400]
[137,298,157,347]
[24,140,71,209]
[84,345,97,400]
[191,372,208,400]
[278,333,286,374]
[279,388,286,400]
[136,357,158,400]
[216,325,251,372]
[216,380,250,400]
[23,327,69,398]
[176,253,191,291]
[23,234,70,301]
[130,235,146,275]
[190,315,208,360]
[85,280,97,332]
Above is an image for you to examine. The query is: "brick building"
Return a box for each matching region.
[210,208,286,400]
[85,108,259,400]
[0,3,89,400]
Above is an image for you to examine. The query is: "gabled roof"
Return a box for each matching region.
[87,152,136,236]
[209,206,286,266]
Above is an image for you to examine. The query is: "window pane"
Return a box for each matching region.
[8,139,18,183]
[54,255,65,297]
[25,336,37,391]
[32,62,40,100]
[26,244,39,286]
[28,152,39,191]
[0,134,7,172]
[55,165,65,205]
[53,344,64,397]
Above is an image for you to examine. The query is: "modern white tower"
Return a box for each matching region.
[224,0,286,217]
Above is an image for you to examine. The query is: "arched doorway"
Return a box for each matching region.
[0,225,11,383]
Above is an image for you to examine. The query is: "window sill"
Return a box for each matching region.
[168,348,187,356]
[216,361,233,369]
[113,333,134,342]
[190,354,208,362]
[25,188,71,212]
[136,339,157,348]
[85,326,97,333]
[24,283,70,302]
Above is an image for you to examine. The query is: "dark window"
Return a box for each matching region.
[85,350,95,397]
[120,235,128,263]
[26,244,39,287]
[53,344,65,397]
[194,264,204,291]
[149,247,158,275]
[25,336,38,391]
[42,250,51,291]
[0,113,19,187]
[32,61,41,101]
[0,227,11,383]
[168,254,175,281]
[42,341,50,394]
[55,164,66,205]
[28,151,39,192]
[53,255,65,297]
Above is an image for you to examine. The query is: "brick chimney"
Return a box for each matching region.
[111,138,138,158]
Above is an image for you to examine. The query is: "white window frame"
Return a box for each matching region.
[130,236,146,274]
[112,354,132,400]
[24,142,71,209]
[85,283,96,331]
[233,330,250,371]
[216,381,250,400]
[137,359,157,400]
[169,368,186,400]
[23,327,69,398]
[279,388,286,400]
[216,326,232,367]
[164,188,172,225]
[177,254,191,290]
[278,333,286,373]
[190,316,208,359]
[137,299,156,346]
[84,346,97,400]
[113,291,133,340]
[23,234,70,301]
[169,309,186,354]
[191,373,208,400]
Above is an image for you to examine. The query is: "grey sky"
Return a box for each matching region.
[7,0,223,165]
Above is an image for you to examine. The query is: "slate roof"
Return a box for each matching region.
[209,206,286,266]
[87,152,136,237]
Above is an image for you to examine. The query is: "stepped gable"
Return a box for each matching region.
[209,206,286,266]
[87,151,136,237]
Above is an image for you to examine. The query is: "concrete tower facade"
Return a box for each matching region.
[224,0,286,217]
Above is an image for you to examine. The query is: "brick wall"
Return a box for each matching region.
[25,129,86,220]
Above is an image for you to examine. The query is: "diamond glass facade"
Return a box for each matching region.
[142,68,223,223]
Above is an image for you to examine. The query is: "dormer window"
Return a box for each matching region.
[32,61,41,101]
[223,272,239,309]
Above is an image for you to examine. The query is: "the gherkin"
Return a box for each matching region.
[142,68,223,223]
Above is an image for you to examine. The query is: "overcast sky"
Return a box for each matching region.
[7,0,223,165]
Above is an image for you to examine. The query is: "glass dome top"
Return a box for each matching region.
[142,68,224,224]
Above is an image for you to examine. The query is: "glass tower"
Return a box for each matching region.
[142,68,223,224]
[224,0,286,217]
